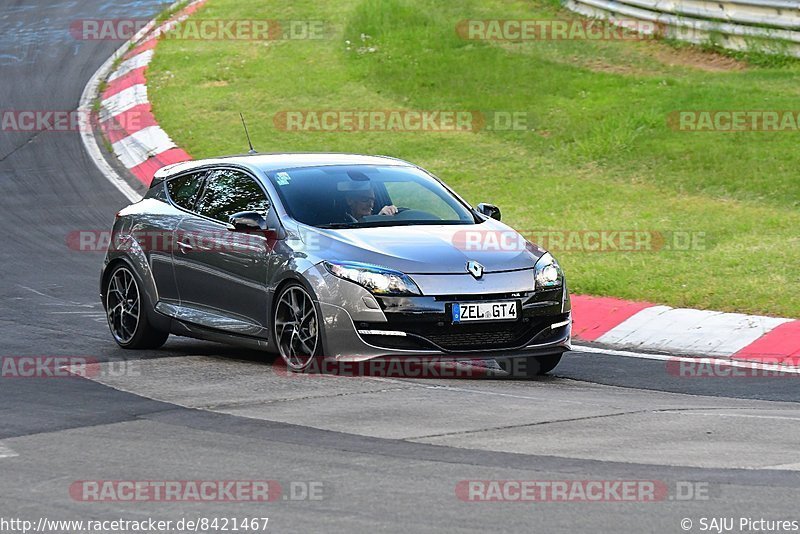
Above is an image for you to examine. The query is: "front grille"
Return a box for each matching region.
[407,319,540,351]
[424,328,519,350]
[359,313,568,352]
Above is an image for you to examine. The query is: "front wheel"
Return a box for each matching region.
[105,265,169,350]
[274,283,321,372]
[497,354,563,378]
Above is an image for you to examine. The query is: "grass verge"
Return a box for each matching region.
[148,0,800,317]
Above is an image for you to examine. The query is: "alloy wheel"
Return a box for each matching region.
[106,266,141,345]
[274,285,319,371]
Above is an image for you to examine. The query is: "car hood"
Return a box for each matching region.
[298,219,546,275]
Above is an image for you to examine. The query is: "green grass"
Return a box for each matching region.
[154,0,190,25]
[147,0,800,318]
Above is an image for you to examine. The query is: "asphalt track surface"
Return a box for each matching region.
[0,2,798,533]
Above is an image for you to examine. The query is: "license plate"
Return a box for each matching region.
[452,301,518,323]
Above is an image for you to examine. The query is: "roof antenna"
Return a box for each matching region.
[240,113,257,154]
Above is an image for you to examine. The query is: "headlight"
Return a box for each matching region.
[323,261,422,296]
[534,252,564,290]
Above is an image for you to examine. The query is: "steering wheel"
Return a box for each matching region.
[392,208,440,221]
[363,208,440,222]
[373,206,408,216]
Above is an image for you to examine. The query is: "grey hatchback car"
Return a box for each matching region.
[101,153,571,376]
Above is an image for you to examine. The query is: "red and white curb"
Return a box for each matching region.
[79,2,799,367]
[572,296,800,365]
[85,0,207,190]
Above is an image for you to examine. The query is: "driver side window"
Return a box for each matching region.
[194,169,270,223]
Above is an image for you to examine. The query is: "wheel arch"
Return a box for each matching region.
[269,271,331,358]
[101,255,171,333]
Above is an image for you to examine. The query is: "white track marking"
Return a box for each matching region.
[111,126,177,168]
[595,306,792,356]
[0,443,18,459]
[571,344,800,375]
[78,1,191,203]
[18,286,95,307]
[99,84,148,121]
[673,412,800,422]
[762,462,800,471]
[78,40,142,202]
[47,311,103,314]
[106,50,154,81]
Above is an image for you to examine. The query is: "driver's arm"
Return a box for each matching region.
[378,205,398,216]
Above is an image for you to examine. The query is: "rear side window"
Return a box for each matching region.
[166,172,204,210]
[194,169,270,223]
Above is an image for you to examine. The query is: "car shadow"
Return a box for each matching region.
[132,339,561,381]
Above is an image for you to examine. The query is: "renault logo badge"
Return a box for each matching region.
[466,260,484,279]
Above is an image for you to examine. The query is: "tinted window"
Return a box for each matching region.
[166,172,204,210]
[194,169,269,223]
[266,165,475,228]
[384,181,461,221]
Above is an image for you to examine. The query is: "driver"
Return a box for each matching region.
[344,187,398,222]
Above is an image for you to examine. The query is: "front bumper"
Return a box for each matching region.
[307,264,571,362]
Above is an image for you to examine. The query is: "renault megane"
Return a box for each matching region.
[100,153,571,376]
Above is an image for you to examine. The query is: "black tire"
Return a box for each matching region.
[104,264,169,350]
[497,353,563,378]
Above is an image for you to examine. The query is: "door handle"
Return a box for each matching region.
[176,240,193,253]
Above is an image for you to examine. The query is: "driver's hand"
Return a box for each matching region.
[378,205,399,216]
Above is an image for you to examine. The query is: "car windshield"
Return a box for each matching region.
[266,165,478,228]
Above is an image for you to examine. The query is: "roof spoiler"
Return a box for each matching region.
[149,161,194,188]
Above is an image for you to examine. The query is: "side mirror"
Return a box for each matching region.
[228,211,269,231]
[476,203,501,221]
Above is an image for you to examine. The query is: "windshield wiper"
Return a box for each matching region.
[316,223,356,229]
[316,220,471,229]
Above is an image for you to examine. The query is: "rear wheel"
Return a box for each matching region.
[274,283,320,372]
[497,354,563,378]
[105,265,169,350]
